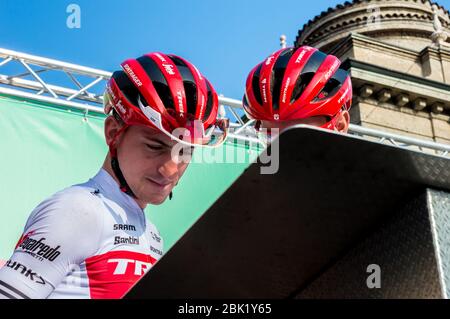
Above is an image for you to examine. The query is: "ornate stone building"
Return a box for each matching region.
[295,0,450,144]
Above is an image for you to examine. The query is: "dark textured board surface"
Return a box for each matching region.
[296,189,448,299]
[126,126,450,299]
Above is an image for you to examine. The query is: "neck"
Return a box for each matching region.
[102,155,148,210]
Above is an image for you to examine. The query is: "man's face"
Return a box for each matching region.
[113,124,192,206]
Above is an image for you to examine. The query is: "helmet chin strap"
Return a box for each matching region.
[108,124,137,199]
[110,155,137,198]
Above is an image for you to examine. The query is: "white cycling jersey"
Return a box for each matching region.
[0,169,163,299]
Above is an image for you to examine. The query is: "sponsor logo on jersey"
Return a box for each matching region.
[150,245,163,256]
[90,189,101,197]
[150,231,161,243]
[107,258,152,276]
[113,224,136,231]
[16,234,61,262]
[114,236,140,245]
[15,230,36,249]
[85,251,158,298]
[5,260,46,285]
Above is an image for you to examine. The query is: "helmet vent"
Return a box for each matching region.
[137,55,175,111]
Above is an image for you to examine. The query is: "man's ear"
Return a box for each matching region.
[104,116,123,146]
[335,110,350,133]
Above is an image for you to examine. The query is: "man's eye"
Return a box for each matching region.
[146,144,163,151]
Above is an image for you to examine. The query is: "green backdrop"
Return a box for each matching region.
[0,94,259,260]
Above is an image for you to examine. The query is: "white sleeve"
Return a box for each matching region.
[0,188,103,299]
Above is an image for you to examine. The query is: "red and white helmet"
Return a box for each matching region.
[103,52,228,198]
[104,52,228,150]
[243,46,352,130]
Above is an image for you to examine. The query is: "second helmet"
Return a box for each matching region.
[244,46,352,130]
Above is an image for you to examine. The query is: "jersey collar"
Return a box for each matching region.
[91,168,144,213]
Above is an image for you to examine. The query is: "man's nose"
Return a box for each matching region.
[158,157,179,181]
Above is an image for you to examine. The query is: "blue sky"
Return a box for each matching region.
[1,0,449,99]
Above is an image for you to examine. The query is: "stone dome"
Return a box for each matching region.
[295,0,450,52]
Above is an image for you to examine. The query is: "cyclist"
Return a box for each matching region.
[243,45,352,139]
[0,52,227,299]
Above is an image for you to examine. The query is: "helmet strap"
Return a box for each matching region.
[108,124,137,199]
[254,120,262,132]
[111,156,137,198]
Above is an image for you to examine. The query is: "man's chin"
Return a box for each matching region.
[146,193,170,205]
